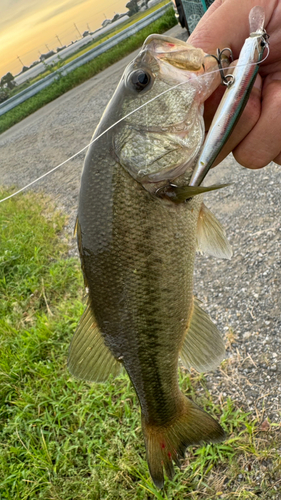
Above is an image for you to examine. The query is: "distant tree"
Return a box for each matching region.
[126,0,139,16]
[112,13,120,22]
[0,87,9,103]
[1,72,15,89]
[22,66,29,73]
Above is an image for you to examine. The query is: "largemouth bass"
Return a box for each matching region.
[68,34,232,487]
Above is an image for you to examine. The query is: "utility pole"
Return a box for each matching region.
[74,23,82,38]
[87,23,91,32]
[45,44,51,52]
[56,35,63,47]
[17,55,24,66]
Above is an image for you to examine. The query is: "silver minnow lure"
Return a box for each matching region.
[189,5,268,187]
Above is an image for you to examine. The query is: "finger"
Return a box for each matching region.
[273,153,281,165]
[233,73,281,168]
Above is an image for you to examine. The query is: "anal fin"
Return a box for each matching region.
[68,300,121,382]
[180,297,225,372]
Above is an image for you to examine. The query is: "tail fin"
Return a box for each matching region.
[142,396,225,488]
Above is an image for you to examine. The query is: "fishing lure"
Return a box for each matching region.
[189,5,269,187]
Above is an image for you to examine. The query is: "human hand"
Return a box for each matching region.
[188,0,281,168]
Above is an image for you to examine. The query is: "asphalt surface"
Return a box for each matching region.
[0,24,280,425]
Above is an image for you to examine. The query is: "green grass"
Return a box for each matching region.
[0,7,177,136]
[0,188,280,499]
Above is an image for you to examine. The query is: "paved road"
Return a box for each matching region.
[0,24,280,423]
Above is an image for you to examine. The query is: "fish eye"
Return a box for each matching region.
[129,70,152,92]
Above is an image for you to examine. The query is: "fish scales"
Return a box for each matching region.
[80,144,200,423]
[69,34,231,487]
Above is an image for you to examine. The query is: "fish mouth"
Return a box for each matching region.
[142,34,206,73]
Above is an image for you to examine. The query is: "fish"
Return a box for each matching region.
[189,5,268,187]
[68,34,233,488]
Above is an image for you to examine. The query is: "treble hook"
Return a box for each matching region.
[206,47,235,87]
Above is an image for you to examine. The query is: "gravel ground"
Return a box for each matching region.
[0,26,280,426]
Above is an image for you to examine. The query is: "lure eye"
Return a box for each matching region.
[129,70,152,92]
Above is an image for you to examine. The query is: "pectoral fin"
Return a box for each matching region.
[68,300,121,382]
[180,297,225,372]
[197,203,232,259]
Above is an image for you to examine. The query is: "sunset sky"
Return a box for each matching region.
[0,0,129,78]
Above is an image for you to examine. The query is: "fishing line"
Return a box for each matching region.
[0,44,269,204]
